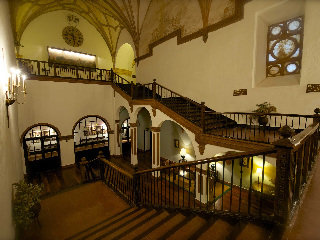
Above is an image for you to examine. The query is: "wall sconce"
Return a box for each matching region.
[5,67,27,127]
[6,67,27,106]
[256,167,262,185]
[180,148,186,161]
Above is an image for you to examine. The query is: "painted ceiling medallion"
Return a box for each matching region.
[62,26,84,47]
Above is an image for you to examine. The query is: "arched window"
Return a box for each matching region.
[23,124,61,175]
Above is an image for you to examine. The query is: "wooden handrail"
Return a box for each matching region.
[274,122,319,150]
[135,147,276,175]
[18,58,110,73]
[155,82,204,108]
[99,157,133,178]
[113,72,131,84]
[207,111,319,118]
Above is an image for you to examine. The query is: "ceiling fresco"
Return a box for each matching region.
[10,0,247,63]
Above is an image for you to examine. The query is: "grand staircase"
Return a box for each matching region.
[67,206,274,240]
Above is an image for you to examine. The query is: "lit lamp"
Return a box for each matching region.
[5,67,27,127]
[6,67,27,106]
[256,167,262,185]
[180,148,186,161]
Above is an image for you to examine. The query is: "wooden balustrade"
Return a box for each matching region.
[98,157,135,204]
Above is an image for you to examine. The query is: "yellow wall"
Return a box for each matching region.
[20,10,113,69]
[115,43,136,83]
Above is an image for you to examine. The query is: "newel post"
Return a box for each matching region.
[98,151,105,180]
[201,102,205,133]
[152,79,156,99]
[133,167,140,205]
[110,68,114,82]
[274,131,294,224]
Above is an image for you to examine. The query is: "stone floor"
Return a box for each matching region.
[22,182,130,240]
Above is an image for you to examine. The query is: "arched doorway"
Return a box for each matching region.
[160,120,196,165]
[22,124,61,176]
[115,43,136,83]
[73,116,110,166]
[119,107,130,159]
[137,107,152,169]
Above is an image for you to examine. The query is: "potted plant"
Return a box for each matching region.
[251,102,277,126]
[12,180,43,233]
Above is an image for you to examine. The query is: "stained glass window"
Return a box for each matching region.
[266,16,304,77]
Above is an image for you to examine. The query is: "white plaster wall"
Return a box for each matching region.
[18,80,115,167]
[0,1,24,239]
[160,120,196,163]
[20,10,113,69]
[136,0,320,115]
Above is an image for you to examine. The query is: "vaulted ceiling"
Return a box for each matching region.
[10,0,246,63]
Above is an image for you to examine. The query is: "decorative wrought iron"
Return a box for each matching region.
[266,16,304,77]
[23,125,61,175]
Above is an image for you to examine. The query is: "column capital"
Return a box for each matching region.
[151,127,161,132]
[115,120,120,124]
[130,123,138,127]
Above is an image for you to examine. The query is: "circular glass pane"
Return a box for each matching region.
[288,20,300,31]
[273,39,296,59]
[269,65,280,75]
[271,26,281,35]
[286,63,297,73]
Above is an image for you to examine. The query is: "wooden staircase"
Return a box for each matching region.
[66,206,274,240]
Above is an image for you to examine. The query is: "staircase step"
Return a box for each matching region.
[197,219,234,240]
[118,210,170,240]
[93,208,158,240]
[166,215,207,239]
[236,223,271,240]
[77,208,152,240]
[66,207,139,240]
[142,212,187,239]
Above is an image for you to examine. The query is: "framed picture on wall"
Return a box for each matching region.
[174,139,179,148]
[240,157,249,167]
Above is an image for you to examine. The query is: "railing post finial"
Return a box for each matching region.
[201,102,205,133]
[152,79,157,99]
[314,108,320,124]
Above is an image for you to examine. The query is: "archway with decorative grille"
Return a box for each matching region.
[22,124,61,176]
[73,115,110,166]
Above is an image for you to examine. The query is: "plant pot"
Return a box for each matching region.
[258,116,268,126]
[31,202,41,218]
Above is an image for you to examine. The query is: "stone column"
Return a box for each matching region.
[114,120,121,156]
[151,127,161,169]
[108,130,115,156]
[130,123,138,165]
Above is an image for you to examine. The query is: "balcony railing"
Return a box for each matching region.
[17,58,112,81]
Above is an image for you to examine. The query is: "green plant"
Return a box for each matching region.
[251,102,277,125]
[253,102,277,114]
[12,180,43,229]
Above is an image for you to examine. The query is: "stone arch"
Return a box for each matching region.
[159,119,196,162]
[20,123,61,143]
[72,115,111,135]
[115,43,136,82]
